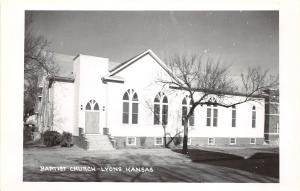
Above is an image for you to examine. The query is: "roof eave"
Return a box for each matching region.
[101,77,124,83]
[169,85,265,99]
[47,76,75,88]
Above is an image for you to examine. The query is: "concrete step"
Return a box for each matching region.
[84,134,115,150]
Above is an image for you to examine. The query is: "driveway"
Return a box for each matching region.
[23,145,278,182]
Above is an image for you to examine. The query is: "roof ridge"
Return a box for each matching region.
[108,49,151,72]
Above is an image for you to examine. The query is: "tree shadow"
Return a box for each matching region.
[184,149,279,179]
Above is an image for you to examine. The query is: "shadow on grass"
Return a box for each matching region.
[173,149,279,179]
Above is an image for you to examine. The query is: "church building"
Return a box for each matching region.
[36,49,266,150]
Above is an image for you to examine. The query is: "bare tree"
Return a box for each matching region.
[144,100,183,148]
[24,12,58,119]
[160,53,278,154]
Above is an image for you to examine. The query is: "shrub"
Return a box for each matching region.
[60,131,73,147]
[173,135,182,146]
[32,125,39,132]
[43,130,62,147]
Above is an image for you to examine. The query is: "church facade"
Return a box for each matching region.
[36,49,266,150]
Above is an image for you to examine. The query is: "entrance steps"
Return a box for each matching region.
[84,134,115,151]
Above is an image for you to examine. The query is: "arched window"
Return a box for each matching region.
[153,92,168,125]
[252,106,256,128]
[154,94,160,125]
[85,99,99,111]
[122,89,139,124]
[182,97,194,126]
[232,105,236,127]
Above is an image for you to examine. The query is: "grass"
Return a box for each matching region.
[185,147,279,178]
[23,143,279,182]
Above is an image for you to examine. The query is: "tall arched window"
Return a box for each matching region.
[252,106,256,128]
[85,99,100,111]
[153,92,168,125]
[122,89,139,124]
[182,97,194,126]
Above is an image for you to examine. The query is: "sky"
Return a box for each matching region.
[29,11,279,75]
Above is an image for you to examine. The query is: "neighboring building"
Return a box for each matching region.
[263,89,279,145]
[35,49,267,150]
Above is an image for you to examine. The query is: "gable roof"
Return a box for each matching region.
[108,49,149,72]
[103,49,180,84]
[50,50,181,85]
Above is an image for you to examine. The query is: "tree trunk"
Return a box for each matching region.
[163,125,167,148]
[182,119,189,154]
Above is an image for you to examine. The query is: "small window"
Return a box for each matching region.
[208,138,215,145]
[250,138,256,144]
[162,96,168,103]
[132,93,138,101]
[154,137,163,145]
[123,92,129,100]
[154,95,160,103]
[94,103,100,110]
[38,96,42,102]
[230,138,236,145]
[85,103,92,110]
[127,137,136,146]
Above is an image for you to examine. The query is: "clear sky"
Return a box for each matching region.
[29,11,279,75]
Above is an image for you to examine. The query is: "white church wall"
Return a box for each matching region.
[73,57,80,136]
[106,53,265,139]
[52,81,74,134]
[75,55,108,134]
[189,98,265,138]
[107,54,176,137]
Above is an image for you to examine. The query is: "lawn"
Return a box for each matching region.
[23,144,279,182]
[182,146,279,178]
